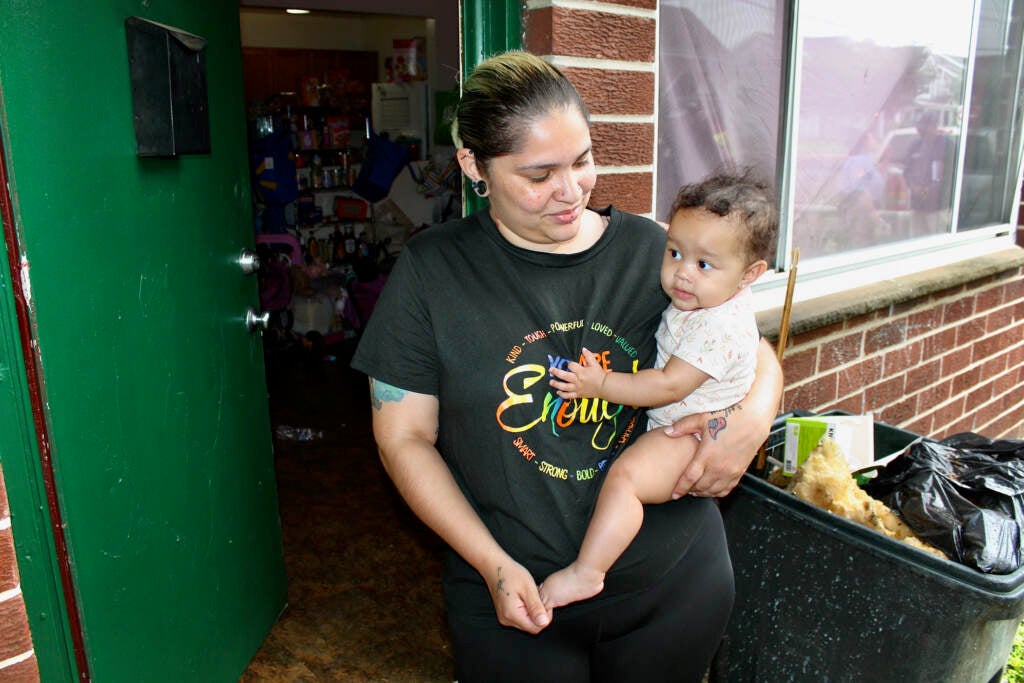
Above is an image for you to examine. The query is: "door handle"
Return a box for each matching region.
[238,248,260,275]
[245,307,270,333]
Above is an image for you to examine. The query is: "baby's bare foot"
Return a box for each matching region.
[539,563,605,609]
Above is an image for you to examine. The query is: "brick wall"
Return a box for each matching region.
[778,264,1024,440]
[0,466,40,682]
[525,0,658,215]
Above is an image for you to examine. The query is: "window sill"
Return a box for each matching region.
[755,246,1024,340]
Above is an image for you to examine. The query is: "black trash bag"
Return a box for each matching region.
[941,432,1024,461]
[863,435,1024,574]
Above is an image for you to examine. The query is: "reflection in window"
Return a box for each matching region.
[656,0,784,221]
[657,0,1024,263]
[793,0,972,257]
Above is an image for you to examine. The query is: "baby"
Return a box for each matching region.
[541,171,778,608]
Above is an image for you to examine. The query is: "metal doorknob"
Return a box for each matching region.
[238,248,260,275]
[245,307,270,333]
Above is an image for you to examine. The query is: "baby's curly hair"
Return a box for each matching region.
[669,170,778,265]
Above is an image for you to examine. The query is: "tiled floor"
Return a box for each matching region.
[240,340,454,682]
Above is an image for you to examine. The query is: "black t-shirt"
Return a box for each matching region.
[352,206,715,618]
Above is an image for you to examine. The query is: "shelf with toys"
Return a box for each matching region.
[300,220,376,270]
[294,148,359,194]
[295,183,370,227]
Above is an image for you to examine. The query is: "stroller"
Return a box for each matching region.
[255,234,301,339]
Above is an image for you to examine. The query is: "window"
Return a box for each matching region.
[657,1,784,220]
[658,0,1024,274]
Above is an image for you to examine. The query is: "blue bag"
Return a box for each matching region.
[352,127,409,203]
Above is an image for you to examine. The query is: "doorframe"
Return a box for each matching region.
[460,0,522,72]
[459,0,522,215]
[0,116,83,680]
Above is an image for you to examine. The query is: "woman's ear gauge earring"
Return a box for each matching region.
[472,179,489,197]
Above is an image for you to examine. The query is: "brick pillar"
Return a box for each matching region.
[0,466,40,682]
[524,0,658,216]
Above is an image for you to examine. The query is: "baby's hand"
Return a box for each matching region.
[549,347,606,399]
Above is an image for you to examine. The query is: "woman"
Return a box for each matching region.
[351,51,782,683]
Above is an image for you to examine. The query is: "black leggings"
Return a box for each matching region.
[448,507,734,683]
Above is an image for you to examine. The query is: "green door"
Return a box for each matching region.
[0,2,286,681]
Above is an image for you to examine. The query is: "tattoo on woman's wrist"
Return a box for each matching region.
[494,566,510,597]
[716,403,742,418]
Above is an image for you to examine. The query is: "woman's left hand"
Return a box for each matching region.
[665,406,766,497]
[666,339,783,498]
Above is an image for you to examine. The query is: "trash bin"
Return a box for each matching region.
[711,412,1024,683]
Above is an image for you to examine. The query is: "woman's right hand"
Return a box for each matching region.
[486,558,552,634]
[665,339,782,497]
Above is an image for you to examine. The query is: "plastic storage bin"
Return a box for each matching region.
[711,412,1024,683]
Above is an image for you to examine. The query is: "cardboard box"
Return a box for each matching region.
[783,413,875,474]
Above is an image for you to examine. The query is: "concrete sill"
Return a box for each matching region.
[756,246,1024,341]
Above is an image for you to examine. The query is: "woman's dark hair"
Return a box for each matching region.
[669,170,779,264]
[452,51,590,169]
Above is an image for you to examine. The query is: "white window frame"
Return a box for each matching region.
[655,0,1024,313]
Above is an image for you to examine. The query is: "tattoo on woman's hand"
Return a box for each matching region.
[707,404,741,440]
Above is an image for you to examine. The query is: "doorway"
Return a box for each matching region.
[236,3,459,680]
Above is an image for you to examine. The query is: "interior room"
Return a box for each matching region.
[236,3,460,680]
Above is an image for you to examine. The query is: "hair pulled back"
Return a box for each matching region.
[452,51,590,168]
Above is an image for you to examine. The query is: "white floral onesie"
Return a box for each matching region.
[646,287,760,429]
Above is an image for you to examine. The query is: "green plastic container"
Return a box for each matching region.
[711,412,1024,683]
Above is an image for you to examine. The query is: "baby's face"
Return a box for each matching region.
[660,208,754,311]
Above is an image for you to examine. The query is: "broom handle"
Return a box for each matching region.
[775,248,800,362]
[755,247,800,470]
